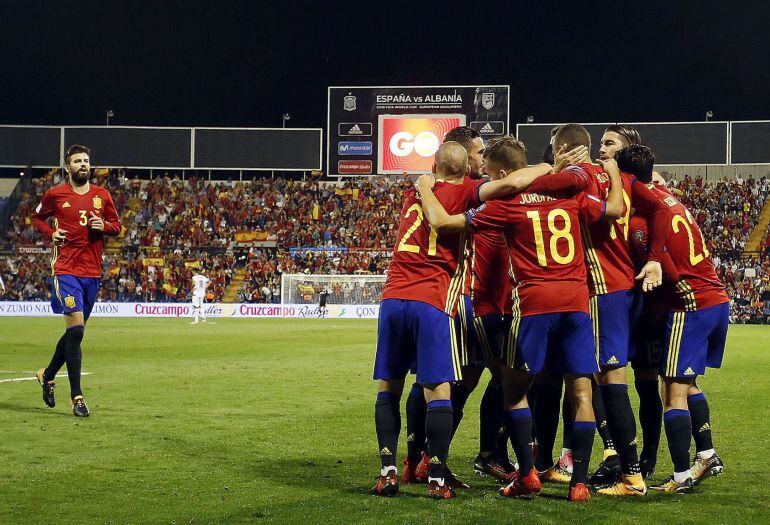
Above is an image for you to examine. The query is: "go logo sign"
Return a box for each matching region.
[389,131,440,158]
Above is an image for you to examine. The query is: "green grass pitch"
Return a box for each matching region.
[1,318,769,524]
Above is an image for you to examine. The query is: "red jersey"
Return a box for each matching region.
[470,229,513,316]
[629,214,680,314]
[31,183,121,278]
[576,163,670,296]
[465,187,605,316]
[652,188,729,311]
[381,178,482,314]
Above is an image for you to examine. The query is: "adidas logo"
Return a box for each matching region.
[429,456,441,465]
[62,202,71,208]
[348,124,362,135]
[380,447,392,456]
[684,367,695,376]
[480,122,494,134]
[607,356,620,365]
[699,423,711,432]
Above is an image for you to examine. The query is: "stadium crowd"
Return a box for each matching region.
[2,169,770,322]
[669,173,770,260]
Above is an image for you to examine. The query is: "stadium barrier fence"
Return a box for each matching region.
[0,301,379,319]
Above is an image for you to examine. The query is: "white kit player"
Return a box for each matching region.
[191,273,211,324]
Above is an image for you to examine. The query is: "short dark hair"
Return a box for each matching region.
[616,144,655,183]
[553,124,591,151]
[65,144,90,163]
[542,125,560,162]
[444,126,480,149]
[542,143,554,164]
[483,135,527,171]
[604,124,641,146]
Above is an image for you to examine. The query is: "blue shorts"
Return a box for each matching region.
[471,313,509,363]
[590,289,634,367]
[662,302,729,378]
[505,311,599,376]
[50,275,100,321]
[375,299,461,385]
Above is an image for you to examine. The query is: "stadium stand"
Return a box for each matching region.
[2,169,770,323]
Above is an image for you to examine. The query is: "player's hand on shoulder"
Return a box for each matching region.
[51,228,68,245]
[416,174,436,192]
[88,211,104,231]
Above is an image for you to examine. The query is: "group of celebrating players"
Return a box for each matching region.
[372,124,728,503]
[25,128,727,505]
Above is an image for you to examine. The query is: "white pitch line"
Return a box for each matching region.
[0,372,92,384]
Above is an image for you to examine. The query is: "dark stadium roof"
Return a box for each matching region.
[1,1,769,128]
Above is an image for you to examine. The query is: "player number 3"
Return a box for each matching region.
[526,208,575,266]
[78,210,88,226]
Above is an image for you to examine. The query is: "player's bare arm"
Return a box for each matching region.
[416,175,469,233]
[478,162,553,201]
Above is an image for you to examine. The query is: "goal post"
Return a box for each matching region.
[280,274,386,305]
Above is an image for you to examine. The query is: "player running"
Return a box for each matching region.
[191,272,211,324]
[31,145,122,417]
[614,145,728,493]
[417,135,624,503]
[371,141,550,499]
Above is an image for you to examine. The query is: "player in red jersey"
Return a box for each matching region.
[614,145,728,493]
[416,136,624,503]
[541,125,670,497]
[372,141,551,499]
[598,127,671,480]
[400,127,566,488]
[30,145,121,417]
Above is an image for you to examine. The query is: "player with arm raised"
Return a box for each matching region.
[31,145,122,417]
[615,145,728,493]
[547,125,669,497]
[597,125,667,479]
[191,272,211,324]
[417,135,623,503]
[372,141,554,499]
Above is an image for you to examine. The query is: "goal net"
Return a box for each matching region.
[280,274,387,305]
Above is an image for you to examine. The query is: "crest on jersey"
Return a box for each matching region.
[481,92,495,110]
[92,196,102,209]
[64,295,76,309]
[343,94,356,111]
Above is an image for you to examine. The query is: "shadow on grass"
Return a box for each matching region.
[0,400,72,417]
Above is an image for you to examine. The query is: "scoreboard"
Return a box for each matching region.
[327,85,510,176]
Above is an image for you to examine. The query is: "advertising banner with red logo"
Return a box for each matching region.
[378,115,464,174]
[327,85,510,176]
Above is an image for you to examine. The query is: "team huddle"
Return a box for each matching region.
[372,124,728,502]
